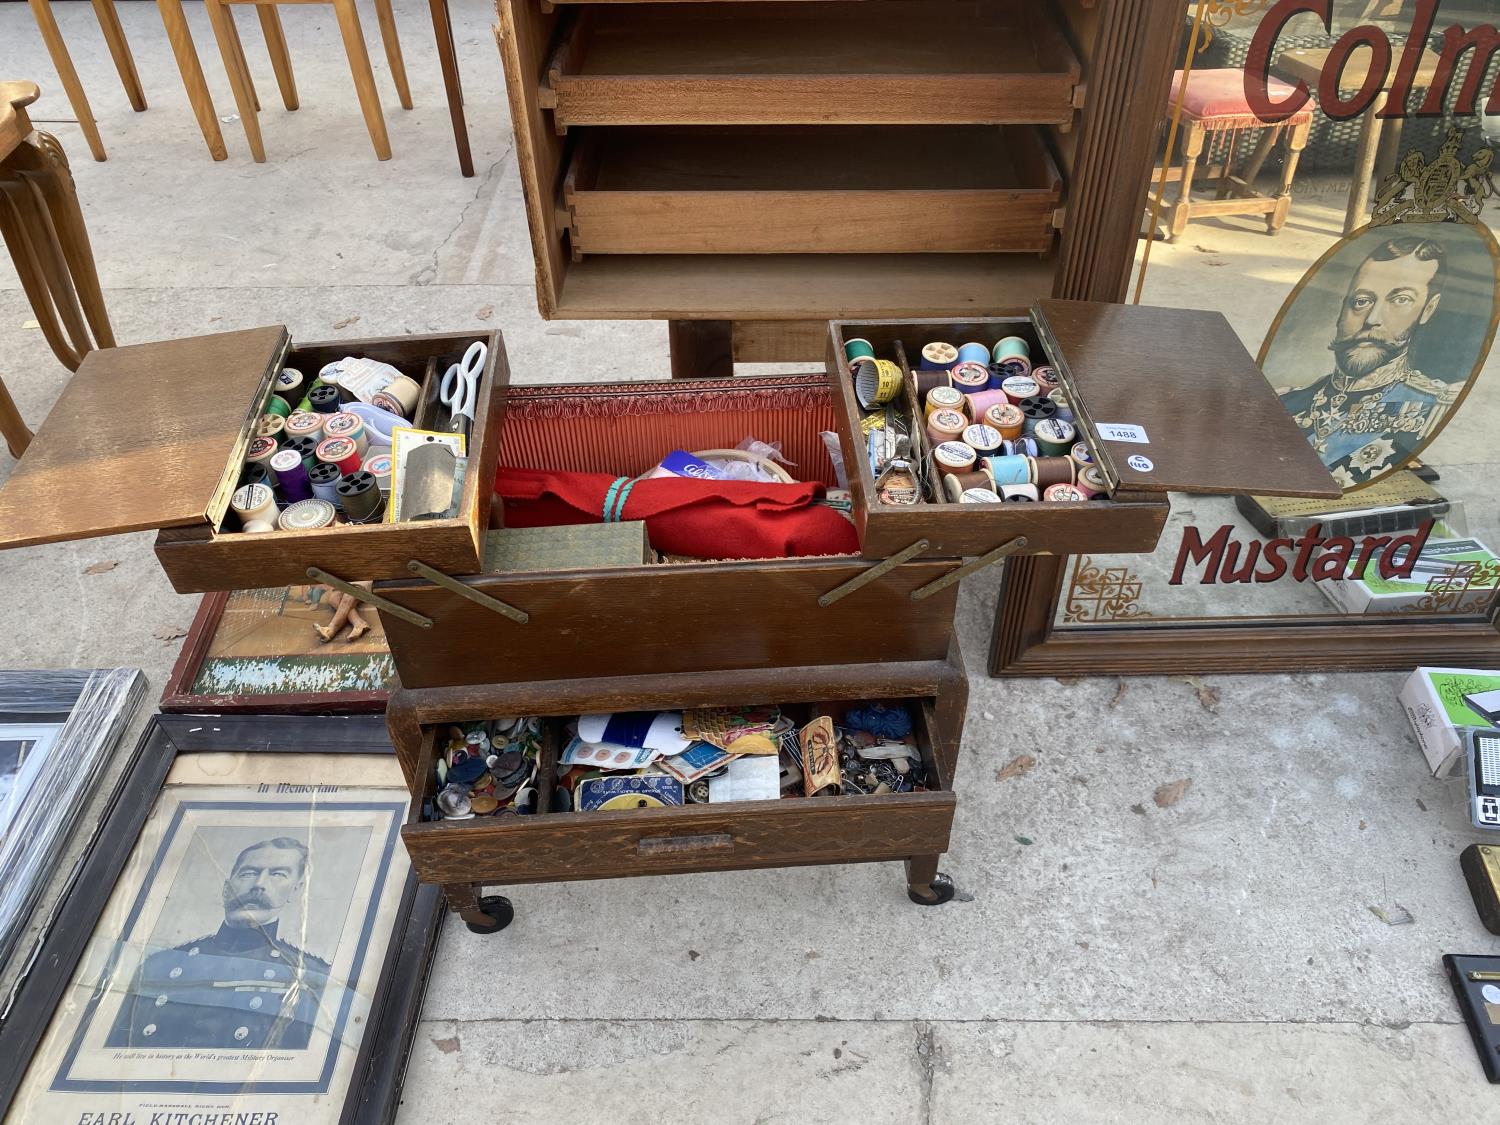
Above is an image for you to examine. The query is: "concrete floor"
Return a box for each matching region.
[3,3,1500,1121]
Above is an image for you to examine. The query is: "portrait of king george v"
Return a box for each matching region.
[1262,221,1499,493]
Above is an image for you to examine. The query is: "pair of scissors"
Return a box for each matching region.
[440,340,486,435]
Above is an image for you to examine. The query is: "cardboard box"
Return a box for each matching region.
[1401,667,1500,777]
[1321,536,1499,615]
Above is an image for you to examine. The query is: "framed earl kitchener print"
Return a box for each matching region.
[0,715,441,1125]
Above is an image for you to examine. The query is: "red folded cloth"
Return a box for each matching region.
[496,467,858,560]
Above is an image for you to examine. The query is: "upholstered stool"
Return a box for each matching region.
[1152,68,1315,240]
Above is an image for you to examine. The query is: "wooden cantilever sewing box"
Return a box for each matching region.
[0,288,1335,930]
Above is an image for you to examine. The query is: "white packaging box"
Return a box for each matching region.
[1400,667,1500,777]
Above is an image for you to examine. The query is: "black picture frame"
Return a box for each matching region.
[0,714,443,1125]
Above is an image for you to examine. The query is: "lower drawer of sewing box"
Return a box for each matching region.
[399,698,954,887]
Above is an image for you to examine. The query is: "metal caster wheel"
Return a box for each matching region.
[907,872,958,906]
[463,895,515,934]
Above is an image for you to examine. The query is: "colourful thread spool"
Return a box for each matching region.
[962,423,1002,458]
[323,412,369,458]
[263,394,293,419]
[1001,376,1040,405]
[362,451,393,496]
[956,342,990,366]
[985,362,1008,390]
[1076,465,1108,499]
[1000,483,1039,502]
[230,482,277,528]
[270,448,312,502]
[1044,483,1089,502]
[309,462,342,507]
[337,471,385,524]
[966,388,1010,418]
[920,342,958,370]
[239,461,270,490]
[309,385,341,414]
[925,385,966,420]
[1034,418,1077,457]
[961,487,1002,504]
[985,403,1025,440]
[1033,457,1076,488]
[1069,441,1094,472]
[993,336,1030,363]
[933,441,977,477]
[316,436,361,476]
[925,409,967,450]
[278,498,337,531]
[285,411,325,443]
[985,454,1031,486]
[945,467,993,496]
[1032,365,1062,393]
[257,414,286,444]
[1001,437,1039,457]
[914,369,953,400]
[1018,396,1057,435]
[844,338,876,365]
[1048,388,1074,422]
[245,435,280,482]
[275,367,307,402]
[285,435,319,470]
[950,362,990,395]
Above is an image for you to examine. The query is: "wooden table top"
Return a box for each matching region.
[1276,46,1440,92]
[0,81,40,162]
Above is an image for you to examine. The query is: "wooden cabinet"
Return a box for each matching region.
[0,328,504,592]
[497,0,1185,357]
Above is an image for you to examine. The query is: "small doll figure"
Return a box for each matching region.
[309,583,371,643]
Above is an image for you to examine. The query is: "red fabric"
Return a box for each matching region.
[1170,68,1314,125]
[496,467,859,560]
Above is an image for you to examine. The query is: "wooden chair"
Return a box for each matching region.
[202,0,413,162]
[1151,68,1315,240]
[0,82,116,456]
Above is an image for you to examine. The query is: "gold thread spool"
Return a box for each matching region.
[925,385,966,420]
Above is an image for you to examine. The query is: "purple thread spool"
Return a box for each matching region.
[270,448,312,503]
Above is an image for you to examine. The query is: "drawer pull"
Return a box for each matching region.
[407,559,529,624]
[818,538,930,607]
[306,567,434,628]
[637,833,734,857]
[909,536,1028,602]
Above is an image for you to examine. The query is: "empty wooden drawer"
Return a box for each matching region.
[0,328,505,593]
[561,125,1064,256]
[399,697,956,888]
[829,303,1342,560]
[540,1,1083,130]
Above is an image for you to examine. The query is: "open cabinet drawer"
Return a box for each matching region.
[539,1,1083,130]
[372,373,960,689]
[829,302,1341,560]
[0,328,505,593]
[399,696,955,887]
[560,125,1064,256]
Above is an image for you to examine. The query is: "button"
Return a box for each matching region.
[168,967,182,979]
[143,1024,157,1037]
[234,1026,249,1041]
[249,996,263,1010]
[154,995,168,1008]
[263,969,275,980]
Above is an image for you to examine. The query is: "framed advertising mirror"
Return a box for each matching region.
[990,0,1500,677]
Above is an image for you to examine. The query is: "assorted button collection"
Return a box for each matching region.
[227,357,424,534]
[425,702,930,817]
[844,333,1109,507]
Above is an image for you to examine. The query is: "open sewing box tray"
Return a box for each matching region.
[388,663,966,891]
[828,301,1341,560]
[0,327,504,592]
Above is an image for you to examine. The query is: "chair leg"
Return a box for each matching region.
[1238,126,1279,194]
[0,182,83,371]
[91,0,147,111]
[15,178,92,360]
[1169,121,1205,241]
[375,0,413,110]
[334,0,392,160]
[27,0,107,161]
[222,3,260,113]
[428,0,472,175]
[0,375,34,460]
[157,0,228,160]
[257,4,300,111]
[203,0,266,162]
[15,131,116,349]
[1269,118,1310,234]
